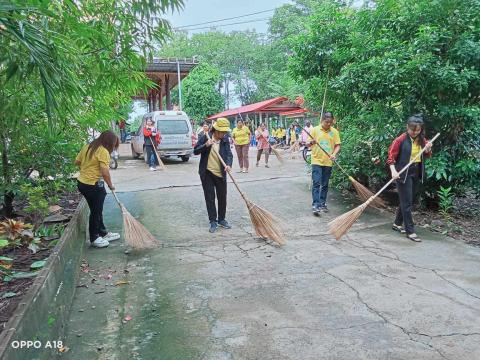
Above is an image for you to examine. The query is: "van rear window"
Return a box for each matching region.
[156,120,189,135]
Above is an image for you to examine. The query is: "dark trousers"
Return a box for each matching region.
[394,166,419,235]
[201,170,227,222]
[312,165,332,207]
[256,148,269,163]
[145,145,158,167]
[77,181,108,242]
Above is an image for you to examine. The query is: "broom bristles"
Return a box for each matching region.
[121,205,159,249]
[349,177,386,209]
[246,199,285,246]
[328,203,367,240]
[271,146,284,164]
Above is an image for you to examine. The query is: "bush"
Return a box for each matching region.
[290,0,480,198]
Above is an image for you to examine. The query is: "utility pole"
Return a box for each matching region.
[176,60,182,111]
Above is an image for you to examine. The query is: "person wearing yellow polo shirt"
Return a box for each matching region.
[278,127,286,145]
[231,119,251,173]
[387,114,432,242]
[274,127,282,144]
[307,112,341,216]
[75,131,120,248]
[194,118,234,233]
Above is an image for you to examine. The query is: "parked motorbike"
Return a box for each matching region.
[109,150,119,170]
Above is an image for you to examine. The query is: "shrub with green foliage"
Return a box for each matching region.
[181,63,225,123]
[289,0,480,197]
[1,0,184,216]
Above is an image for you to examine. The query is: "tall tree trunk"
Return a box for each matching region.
[1,134,14,217]
[238,78,245,106]
[225,77,230,109]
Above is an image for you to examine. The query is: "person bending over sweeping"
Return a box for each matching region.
[194,118,234,233]
[307,112,341,216]
[387,114,432,242]
[143,118,161,171]
[75,131,120,248]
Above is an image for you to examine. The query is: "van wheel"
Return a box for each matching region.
[131,145,140,159]
[181,156,190,162]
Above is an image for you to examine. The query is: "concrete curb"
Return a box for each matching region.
[0,200,87,360]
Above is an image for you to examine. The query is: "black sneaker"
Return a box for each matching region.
[209,221,218,233]
[218,220,232,229]
[319,206,329,213]
[312,206,320,217]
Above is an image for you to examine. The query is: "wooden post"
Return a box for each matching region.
[152,89,157,111]
[165,75,171,110]
[147,90,152,112]
[158,79,163,110]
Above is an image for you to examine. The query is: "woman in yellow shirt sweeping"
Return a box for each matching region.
[75,131,120,248]
[387,115,432,242]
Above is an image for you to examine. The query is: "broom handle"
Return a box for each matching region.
[366,133,441,204]
[298,124,350,178]
[206,134,249,202]
[111,190,122,208]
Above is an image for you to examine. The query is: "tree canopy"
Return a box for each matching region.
[289,0,480,194]
[0,0,184,215]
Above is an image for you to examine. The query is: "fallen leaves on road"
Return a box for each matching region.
[115,280,129,286]
[58,346,70,353]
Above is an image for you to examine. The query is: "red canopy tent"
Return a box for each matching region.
[208,97,308,131]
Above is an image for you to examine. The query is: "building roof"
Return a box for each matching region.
[280,109,309,116]
[145,57,199,74]
[208,97,302,119]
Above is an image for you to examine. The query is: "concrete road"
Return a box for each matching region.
[62,144,480,360]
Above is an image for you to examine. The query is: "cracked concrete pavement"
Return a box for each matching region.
[62,144,480,360]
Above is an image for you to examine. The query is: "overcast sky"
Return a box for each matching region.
[165,0,292,34]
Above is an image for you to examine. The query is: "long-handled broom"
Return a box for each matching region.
[111,191,159,249]
[328,133,440,240]
[207,134,285,245]
[298,73,386,209]
[148,137,166,170]
[259,132,284,164]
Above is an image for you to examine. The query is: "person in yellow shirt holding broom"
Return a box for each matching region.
[307,112,341,216]
[194,118,234,233]
[75,131,121,248]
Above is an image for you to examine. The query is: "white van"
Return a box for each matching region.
[131,111,194,162]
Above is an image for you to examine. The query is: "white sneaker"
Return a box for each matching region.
[103,232,121,242]
[149,167,155,171]
[152,167,157,171]
[91,237,109,248]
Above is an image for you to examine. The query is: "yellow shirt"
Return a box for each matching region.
[280,129,286,138]
[289,129,297,145]
[207,142,223,178]
[310,126,341,167]
[232,127,251,145]
[410,138,421,163]
[76,144,110,185]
